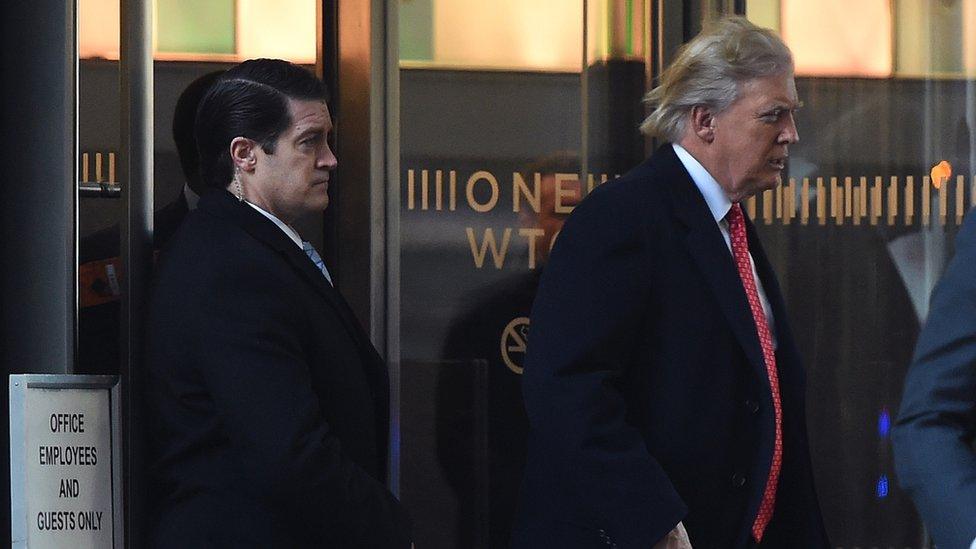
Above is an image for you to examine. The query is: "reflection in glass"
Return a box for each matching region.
[585,0,648,177]
[398,3,587,543]
[77,0,123,374]
[742,1,976,545]
[782,0,891,77]
[399,0,583,71]
[79,0,315,62]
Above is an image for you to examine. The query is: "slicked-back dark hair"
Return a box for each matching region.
[195,58,329,191]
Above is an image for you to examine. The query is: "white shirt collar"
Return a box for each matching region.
[244,200,303,249]
[672,143,732,223]
[183,183,201,210]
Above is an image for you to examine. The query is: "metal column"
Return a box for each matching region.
[330,0,401,495]
[119,0,154,544]
[0,0,78,540]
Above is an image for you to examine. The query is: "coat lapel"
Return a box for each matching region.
[277,240,390,426]
[199,191,392,478]
[656,146,768,381]
[199,191,375,354]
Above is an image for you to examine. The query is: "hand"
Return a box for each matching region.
[652,522,692,549]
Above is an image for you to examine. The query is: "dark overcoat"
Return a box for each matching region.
[513,145,828,549]
[146,190,410,547]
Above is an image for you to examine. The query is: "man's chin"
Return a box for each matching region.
[757,176,782,194]
[312,192,330,211]
[295,197,330,219]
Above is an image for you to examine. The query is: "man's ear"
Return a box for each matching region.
[229,137,257,173]
[690,105,716,144]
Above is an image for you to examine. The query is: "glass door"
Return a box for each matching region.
[396,2,652,547]
[744,1,965,546]
[398,2,584,547]
[396,1,954,547]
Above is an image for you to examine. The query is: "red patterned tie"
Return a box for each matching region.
[726,202,782,542]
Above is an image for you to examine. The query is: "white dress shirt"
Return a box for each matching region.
[672,143,776,346]
[244,200,334,283]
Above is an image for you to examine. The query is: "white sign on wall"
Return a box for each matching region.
[9,375,122,548]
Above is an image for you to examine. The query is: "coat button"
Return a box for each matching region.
[745,399,760,414]
[731,472,746,488]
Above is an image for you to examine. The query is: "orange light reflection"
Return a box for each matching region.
[930,160,952,190]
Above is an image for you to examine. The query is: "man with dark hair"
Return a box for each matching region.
[146,58,411,547]
[77,70,223,374]
[171,70,223,202]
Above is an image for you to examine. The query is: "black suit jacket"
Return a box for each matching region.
[512,145,827,549]
[146,190,410,547]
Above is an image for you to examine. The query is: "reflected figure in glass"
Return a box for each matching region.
[77,70,223,374]
[437,153,581,548]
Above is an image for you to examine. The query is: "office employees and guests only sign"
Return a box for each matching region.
[9,375,122,548]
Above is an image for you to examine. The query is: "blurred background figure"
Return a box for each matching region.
[437,152,581,548]
[76,70,223,374]
[893,209,976,549]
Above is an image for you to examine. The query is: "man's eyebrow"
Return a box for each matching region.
[759,100,803,114]
[295,127,326,139]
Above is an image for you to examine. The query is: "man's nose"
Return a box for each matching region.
[319,144,338,170]
[780,113,799,145]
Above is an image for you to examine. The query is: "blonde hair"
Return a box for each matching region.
[640,16,793,141]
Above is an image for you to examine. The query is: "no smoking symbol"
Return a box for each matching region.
[501,317,530,374]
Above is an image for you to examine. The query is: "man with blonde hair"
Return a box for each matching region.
[513,16,828,549]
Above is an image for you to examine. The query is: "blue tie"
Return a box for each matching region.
[302,241,333,284]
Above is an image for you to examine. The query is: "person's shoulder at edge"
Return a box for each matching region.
[151,201,286,300]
